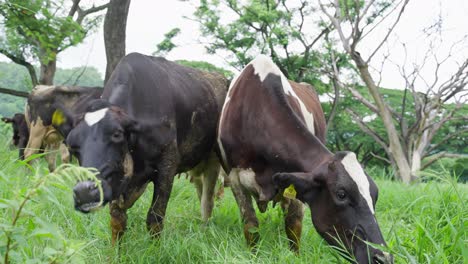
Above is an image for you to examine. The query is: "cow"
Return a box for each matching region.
[53,53,228,244]
[1,113,29,159]
[25,85,102,171]
[217,55,392,264]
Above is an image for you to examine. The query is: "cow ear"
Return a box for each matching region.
[52,108,75,137]
[1,117,13,123]
[273,170,326,202]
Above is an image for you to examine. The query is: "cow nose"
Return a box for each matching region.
[373,252,393,264]
[73,181,98,204]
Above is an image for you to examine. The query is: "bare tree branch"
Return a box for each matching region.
[68,0,81,17]
[76,2,109,25]
[0,87,29,98]
[346,108,390,155]
[422,152,468,170]
[0,48,38,86]
[424,127,468,157]
[366,0,410,63]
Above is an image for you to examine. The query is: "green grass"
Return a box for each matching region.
[0,130,466,263]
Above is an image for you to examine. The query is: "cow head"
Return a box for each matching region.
[55,99,138,213]
[273,151,392,264]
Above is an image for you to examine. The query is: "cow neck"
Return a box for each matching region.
[299,134,333,172]
[264,78,332,173]
[276,125,333,173]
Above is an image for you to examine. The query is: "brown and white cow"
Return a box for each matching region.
[217,55,392,264]
[1,113,29,159]
[25,85,102,171]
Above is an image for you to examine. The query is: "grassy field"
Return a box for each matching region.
[0,130,466,264]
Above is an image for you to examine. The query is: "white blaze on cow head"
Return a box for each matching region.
[341,152,375,214]
[84,108,108,126]
[250,55,315,132]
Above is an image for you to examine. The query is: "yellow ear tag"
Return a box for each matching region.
[52,110,66,126]
[283,184,297,199]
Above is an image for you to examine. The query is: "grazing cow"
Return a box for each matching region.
[217,55,392,264]
[54,53,228,243]
[25,85,102,171]
[1,113,29,159]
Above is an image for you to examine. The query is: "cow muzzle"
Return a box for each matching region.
[73,180,112,213]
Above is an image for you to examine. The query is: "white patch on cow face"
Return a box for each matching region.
[250,55,315,133]
[341,152,375,214]
[84,108,108,126]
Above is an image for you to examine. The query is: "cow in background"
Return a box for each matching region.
[25,85,102,171]
[1,113,29,159]
[217,55,392,264]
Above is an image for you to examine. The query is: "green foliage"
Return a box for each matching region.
[0,62,31,92]
[0,156,91,263]
[193,0,337,86]
[153,28,181,56]
[1,1,83,64]
[1,1,92,63]
[53,66,103,87]
[0,0,104,84]
[176,60,234,79]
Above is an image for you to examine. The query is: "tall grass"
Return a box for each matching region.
[0,126,466,263]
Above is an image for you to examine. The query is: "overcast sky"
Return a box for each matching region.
[2,0,467,90]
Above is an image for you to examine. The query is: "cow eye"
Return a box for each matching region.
[336,189,347,201]
[111,130,124,143]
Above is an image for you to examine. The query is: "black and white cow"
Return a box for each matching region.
[217,55,392,264]
[54,53,228,244]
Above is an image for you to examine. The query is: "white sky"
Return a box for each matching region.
[2,0,467,90]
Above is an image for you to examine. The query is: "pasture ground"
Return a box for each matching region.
[0,129,466,264]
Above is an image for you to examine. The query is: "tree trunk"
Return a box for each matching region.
[104,0,131,84]
[39,59,57,85]
[351,52,413,183]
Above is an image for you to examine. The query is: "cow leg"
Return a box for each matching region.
[109,201,127,245]
[109,183,148,245]
[281,198,304,253]
[230,169,260,248]
[200,163,219,221]
[18,137,28,160]
[146,147,178,238]
[24,120,47,160]
[44,143,58,171]
[59,143,70,164]
[215,172,225,200]
[192,172,203,201]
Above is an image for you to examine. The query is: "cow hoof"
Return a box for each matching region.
[147,223,163,238]
[243,223,260,249]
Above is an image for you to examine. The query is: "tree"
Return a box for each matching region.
[0,0,108,87]
[103,0,131,84]
[192,0,335,87]
[319,0,468,182]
